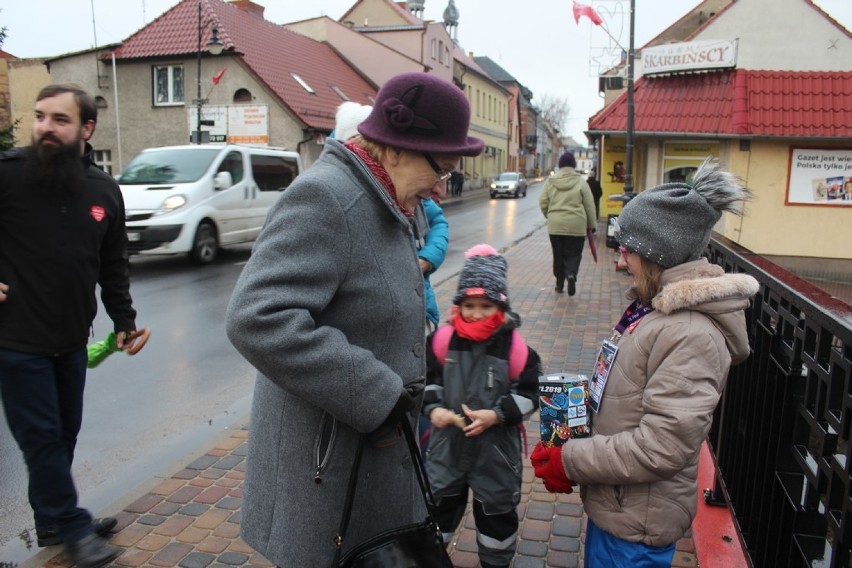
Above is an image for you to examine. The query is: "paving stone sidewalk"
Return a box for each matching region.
[42,224,697,568]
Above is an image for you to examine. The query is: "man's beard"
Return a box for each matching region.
[27,134,84,196]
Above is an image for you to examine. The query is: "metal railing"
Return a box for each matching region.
[705,233,852,567]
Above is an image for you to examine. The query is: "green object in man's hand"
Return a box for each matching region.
[87,332,121,369]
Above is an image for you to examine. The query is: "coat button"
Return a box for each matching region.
[412,343,424,357]
[416,281,424,297]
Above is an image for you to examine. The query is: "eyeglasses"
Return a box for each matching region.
[422,153,453,184]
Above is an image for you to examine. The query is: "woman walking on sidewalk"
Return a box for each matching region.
[531,159,759,566]
[539,151,596,296]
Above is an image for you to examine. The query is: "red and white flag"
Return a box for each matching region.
[212,67,227,85]
[573,0,603,26]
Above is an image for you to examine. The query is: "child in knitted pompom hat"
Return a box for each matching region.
[423,243,540,568]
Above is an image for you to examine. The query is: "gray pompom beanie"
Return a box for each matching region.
[615,158,750,268]
[453,244,510,310]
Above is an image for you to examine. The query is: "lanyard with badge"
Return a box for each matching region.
[588,299,653,412]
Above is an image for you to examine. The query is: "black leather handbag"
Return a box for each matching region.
[332,419,453,568]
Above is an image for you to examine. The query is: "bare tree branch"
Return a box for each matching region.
[536,94,571,133]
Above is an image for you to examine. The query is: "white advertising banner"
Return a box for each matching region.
[641,39,738,75]
[187,104,269,145]
[228,105,269,146]
[786,148,852,206]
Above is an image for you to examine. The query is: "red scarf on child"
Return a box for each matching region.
[449,306,506,342]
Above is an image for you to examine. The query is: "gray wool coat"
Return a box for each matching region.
[225,139,428,567]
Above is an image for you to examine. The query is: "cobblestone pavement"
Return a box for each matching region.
[42,223,698,568]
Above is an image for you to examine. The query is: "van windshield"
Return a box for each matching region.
[118,148,221,184]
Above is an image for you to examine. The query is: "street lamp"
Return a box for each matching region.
[194,0,223,144]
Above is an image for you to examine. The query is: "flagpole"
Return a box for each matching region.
[623,0,636,196]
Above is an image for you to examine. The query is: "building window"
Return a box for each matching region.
[233,88,252,103]
[444,47,450,67]
[291,73,316,94]
[438,41,445,64]
[431,39,437,60]
[330,85,349,101]
[93,150,113,175]
[153,65,184,106]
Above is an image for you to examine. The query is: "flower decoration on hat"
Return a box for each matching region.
[383,98,415,129]
[381,85,442,136]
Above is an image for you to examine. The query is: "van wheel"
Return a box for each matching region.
[190,222,218,264]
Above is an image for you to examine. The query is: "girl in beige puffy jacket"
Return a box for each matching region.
[531,159,759,566]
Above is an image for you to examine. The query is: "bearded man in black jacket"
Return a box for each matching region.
[0,84,144,568]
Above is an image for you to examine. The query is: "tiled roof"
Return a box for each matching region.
[452,44,488,78]
[473,56,518,84]
[588,69,852,138]
[108,0,377,131]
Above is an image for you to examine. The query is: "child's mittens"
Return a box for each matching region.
[530,441,575,493]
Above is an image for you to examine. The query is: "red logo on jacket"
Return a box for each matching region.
[90,206,106,222]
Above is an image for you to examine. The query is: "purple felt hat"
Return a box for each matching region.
[357,72,484,157]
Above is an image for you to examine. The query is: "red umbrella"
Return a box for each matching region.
[587,228,598,263]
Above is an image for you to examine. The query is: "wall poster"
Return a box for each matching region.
[786,148,852,206]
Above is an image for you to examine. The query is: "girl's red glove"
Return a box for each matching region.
[530,442,575,493]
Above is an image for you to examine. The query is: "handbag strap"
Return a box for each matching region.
[332,419,439,564]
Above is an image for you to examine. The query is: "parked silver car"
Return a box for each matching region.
[490,171,528,199]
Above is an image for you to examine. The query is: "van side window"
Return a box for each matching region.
[218,151,244,184]
[250,155,298,192]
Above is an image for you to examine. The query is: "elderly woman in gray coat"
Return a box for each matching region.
[225,72,483,567]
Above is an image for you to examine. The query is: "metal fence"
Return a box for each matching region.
[705,234,852,567]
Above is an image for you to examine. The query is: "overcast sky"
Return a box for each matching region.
[2,0,851,143]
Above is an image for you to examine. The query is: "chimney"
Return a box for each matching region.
[229,0,265,18]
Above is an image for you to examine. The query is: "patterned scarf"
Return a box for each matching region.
[344,140,413,217]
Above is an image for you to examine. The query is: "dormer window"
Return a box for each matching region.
[291,73,316,95]
[330,85,349,101]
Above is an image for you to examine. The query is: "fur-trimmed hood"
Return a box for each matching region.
[653,259,759,315]
[630,258,759,364]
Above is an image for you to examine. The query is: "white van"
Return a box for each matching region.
[118,144,302,264]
